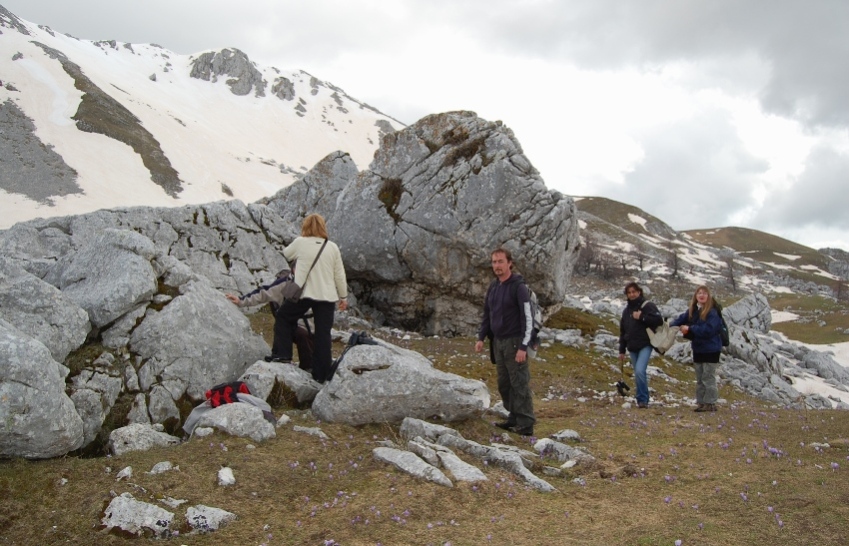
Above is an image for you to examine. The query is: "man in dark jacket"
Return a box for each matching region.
[475,248,536,436]
[618,282,663,408]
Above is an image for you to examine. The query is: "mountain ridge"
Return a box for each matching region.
[0,4,404,228]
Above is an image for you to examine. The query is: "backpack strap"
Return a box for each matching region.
[299,239,328,292]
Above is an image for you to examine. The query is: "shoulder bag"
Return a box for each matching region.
[280,239,328,303]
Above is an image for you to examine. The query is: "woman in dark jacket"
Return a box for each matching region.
[671,285,723,412]
[619,282,663,408]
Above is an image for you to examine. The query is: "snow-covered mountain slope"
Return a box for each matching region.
[0,5,404,228]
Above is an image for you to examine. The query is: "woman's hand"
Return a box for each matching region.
[679,325,689,335]
[338,299,348,311]
[225,294,240,305]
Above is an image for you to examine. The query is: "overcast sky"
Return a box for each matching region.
[5,0,848,251]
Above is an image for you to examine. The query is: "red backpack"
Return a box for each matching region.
[205,381,251,408]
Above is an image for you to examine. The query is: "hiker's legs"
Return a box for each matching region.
[694,362,706,404]
[308,300,336,383]
[700,362,719,404]
[493,337,535,429]
[629,345,652,405]
[294,326,313,371]
[273,300,311,360]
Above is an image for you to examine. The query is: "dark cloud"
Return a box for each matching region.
[754,145,849,232]
[590,108,768,231]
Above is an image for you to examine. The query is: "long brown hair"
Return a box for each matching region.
[688,285,714,321]
[301,213,328,239]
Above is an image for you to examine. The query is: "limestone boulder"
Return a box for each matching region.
[130,280,269,401]
[0,257,89,362]
[312,340,490,425]
[43,228,157,328]
[0,320,84,458]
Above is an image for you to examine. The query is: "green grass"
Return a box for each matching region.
[768,294,849,344]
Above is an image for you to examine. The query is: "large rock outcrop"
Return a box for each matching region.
[265,111,581,335]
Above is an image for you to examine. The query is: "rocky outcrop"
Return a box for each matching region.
[190,48,267,97]
[266,111,581,335]
[0,112,578,457]
[724,292,772,333]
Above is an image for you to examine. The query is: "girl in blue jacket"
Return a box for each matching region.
[671,285,723,412]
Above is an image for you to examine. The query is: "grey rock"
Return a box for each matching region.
[147,385,180,425]
[186,505,237,532]
[437,449,488,483]
[239,360,322,406]
[0,257,89,361]
[406,438,441,466]
[533,438,595,464]
[43,229,157,328]
[102,493,174,537]
[292,425,329,440]
[126,393,150,425]
[724,293,772,333]
[372,447,453,487]
[191,402,276,443]
[189,48,267,97]
[107,423,181,457]
[131,280,268,401]
[0,320,84,458]
[312,341,490,425]
[550,429,582,442]
[399,417,463,443]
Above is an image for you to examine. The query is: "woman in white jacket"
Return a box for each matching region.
[276,214,348,383]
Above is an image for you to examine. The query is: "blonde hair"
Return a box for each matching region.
[688,285,714,321]
[301,214,328,239]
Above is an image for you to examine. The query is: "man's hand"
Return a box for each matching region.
[474,340,484,353]
[515,349,527,363]
[225,294,239,305]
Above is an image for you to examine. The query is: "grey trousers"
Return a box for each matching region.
[694,362,719,404]
[493,336,536,429]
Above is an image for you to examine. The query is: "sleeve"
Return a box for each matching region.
[516,283,532,351]
[478,283,493,341]
[618,310,627,354]
[642,302,664,329]
[333,244,348,299]
[690,309,722,339]
[282,237,298,262]
[669,310,689,327]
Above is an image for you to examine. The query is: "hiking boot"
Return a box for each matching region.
[265,356,292,364]
[694,404,705,412]
[637,402,648,409]
[705,403,717,412]
[494,421,516,431]
[509,426,534,436]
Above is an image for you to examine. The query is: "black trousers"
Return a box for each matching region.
[274,298,336,382]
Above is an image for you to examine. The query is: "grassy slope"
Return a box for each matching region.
[2,309,848,545]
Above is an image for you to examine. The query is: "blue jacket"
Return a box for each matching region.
[671,307,723,354]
